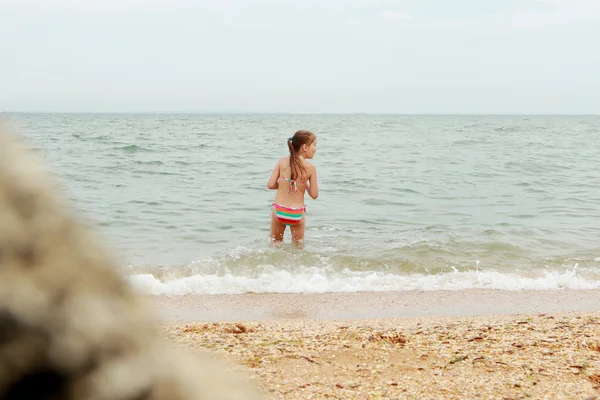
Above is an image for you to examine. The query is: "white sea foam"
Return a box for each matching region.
[127,265,600,295]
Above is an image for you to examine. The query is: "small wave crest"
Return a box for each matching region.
[125,248,600,296]
[127,266,600,295]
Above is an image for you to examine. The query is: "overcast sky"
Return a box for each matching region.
[1,0,599,114]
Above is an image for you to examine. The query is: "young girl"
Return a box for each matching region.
[267,130,319,245]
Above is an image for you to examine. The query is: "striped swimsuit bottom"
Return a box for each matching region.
[272,203,306,226]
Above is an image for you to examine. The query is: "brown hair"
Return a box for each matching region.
[287,130,316,181]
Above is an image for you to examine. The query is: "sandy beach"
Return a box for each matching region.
[153,289,600,399]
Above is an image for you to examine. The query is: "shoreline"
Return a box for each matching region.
[148,288,600,322]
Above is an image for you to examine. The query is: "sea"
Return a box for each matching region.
[5,113,600,295]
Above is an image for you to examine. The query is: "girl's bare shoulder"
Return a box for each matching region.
[303,160,317,170]
[277,157,291,172]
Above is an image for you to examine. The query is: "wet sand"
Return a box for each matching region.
[152,290,600,399]
[149,289,600,322]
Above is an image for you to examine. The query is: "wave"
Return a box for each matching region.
[121,245,600,295]
[127,265,600,295]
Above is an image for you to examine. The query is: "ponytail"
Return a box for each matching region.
[287,137,301,181]
[288,135,310,182]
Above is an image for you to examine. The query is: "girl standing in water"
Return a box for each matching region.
[267,130,319,245]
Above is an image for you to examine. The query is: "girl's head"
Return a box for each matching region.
[287,130,317,181]
[288,130,317,160]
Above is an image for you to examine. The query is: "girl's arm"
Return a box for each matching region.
[306,164,318,199]
[267,160,280,189]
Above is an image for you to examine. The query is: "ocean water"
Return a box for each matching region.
[5,113,600,294]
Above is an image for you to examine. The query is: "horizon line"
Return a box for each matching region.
[2,111,600,116]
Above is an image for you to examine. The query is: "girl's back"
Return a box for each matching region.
[274,156,311,208]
